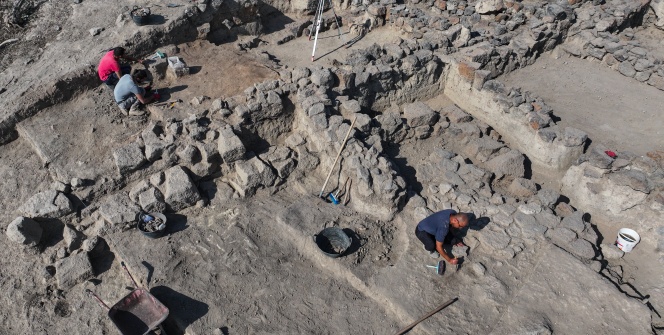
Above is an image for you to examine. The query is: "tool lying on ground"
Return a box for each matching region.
[148,51,166,60]
[319,117,357,198]
[328,177,350,205]
[86,261,169,335]
[426,260,445,276]
[393,297,459,335]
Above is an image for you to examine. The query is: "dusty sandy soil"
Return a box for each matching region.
[501,52,664,156]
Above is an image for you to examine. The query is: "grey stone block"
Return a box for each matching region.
[113,142,146,175]
[403,102,439,127]
[537,188,560,208]
[139,188,167,213]
[234,155,277,196]
[56,252,94,289]
[310,68,334,87]
[164,166,202,211]
[6,217,42,246]
[560,212,585,233]
[218,126,246,163]
[19,190,74,219]
[485,150,525,179]
[562,127,587,147]
[618,61,636,77]
[507,178,537,198]
[546,227,577,245]
[568,238,596,259]
[99,193,141,225]
[63,225,83,252]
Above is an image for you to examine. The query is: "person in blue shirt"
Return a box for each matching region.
[415,209,469,264]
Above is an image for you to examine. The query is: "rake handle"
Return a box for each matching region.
[319,117,357,198]
[121,261,140,288]
[86,289,111,311]
[393,297,458,335]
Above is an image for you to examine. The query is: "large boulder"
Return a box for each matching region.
[6,217,42,246]
[485,149,525,178]
[233,154,277,196]
[18,190,74,219]
[164,166,202,211]
[403,102,439,127]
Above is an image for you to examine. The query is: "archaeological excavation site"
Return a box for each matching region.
[1,0,664,333]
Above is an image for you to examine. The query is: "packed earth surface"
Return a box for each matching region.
[0,0,663,334]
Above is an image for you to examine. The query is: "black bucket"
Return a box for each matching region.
[137,212,167,239]
[314,227,351,258]
[131,7,150,26]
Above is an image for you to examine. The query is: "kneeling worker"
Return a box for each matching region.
[114,69,158,116]
[415,210,469,264]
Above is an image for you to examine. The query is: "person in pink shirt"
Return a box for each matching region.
[97,47,143,87]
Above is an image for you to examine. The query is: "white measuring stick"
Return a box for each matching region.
[311,14,322,61]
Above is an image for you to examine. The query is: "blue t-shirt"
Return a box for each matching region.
[114,74,145,103]
[417,209,456,242]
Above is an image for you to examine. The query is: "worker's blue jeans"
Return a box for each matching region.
[415,227,454,252]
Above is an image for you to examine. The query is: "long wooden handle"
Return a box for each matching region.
[319,117,357,198]
[393,297,458,335]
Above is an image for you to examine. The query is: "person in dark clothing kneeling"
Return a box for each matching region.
[415,210,469,265]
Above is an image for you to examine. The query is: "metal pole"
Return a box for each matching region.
[326,0,343,40]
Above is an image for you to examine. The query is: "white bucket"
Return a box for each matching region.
[615,228,640,252]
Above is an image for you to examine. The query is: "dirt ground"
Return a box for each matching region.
[501,51,664,156]
[158,40,278,102]
[263,24,404,68]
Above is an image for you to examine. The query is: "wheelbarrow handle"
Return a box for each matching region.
[121,261,140,288]
[86,289,111,311]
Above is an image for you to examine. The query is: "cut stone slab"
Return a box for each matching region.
[98,192,141,225]
[113,141,147,176]
[163,166,202,211]
[6,216,42,246]
[18,190,74,219]
[56,252,94,289]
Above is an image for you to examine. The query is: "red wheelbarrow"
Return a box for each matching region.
[86,262,169,335]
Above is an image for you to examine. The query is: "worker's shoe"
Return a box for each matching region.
[128,103,147,116]
[129,109,147,116]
